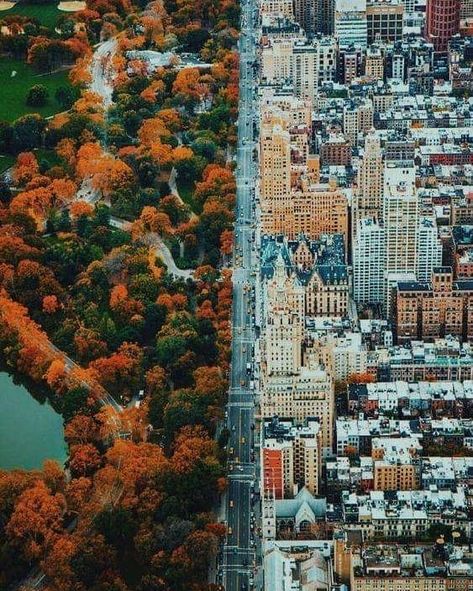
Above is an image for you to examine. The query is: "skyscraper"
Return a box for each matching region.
[294,0,319,33]
[353,218,386,305]
[383,162,419,277]
[354,133,384,226]
[425,0,460,51]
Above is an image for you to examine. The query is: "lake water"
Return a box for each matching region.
[0,371,67,470]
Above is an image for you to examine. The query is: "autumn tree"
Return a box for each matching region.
[6,480,66,561]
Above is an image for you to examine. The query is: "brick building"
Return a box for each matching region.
[394,267,473,342]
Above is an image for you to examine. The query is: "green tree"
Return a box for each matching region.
[12,114,46,152]
[26,85,49,107]
[55,86,79,110]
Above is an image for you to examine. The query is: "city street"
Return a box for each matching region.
[221,0,260,587]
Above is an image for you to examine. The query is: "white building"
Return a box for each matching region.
[334,0,368,50]
[416,216,443,282]
[264,542,333,591]
[308,332,368,381]
[353,218,386,305]
[383,161,419,278]
[261,37,337,101]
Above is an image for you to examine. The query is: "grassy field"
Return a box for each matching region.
[176,177,201,214]
[0,57,70,122]
[1,2,62,29]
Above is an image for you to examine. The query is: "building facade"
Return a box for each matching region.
[394,267,473,342]
[425,0,460,51]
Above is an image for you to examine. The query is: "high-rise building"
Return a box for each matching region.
[416,216,443,282]
[394,267,473,342]
[261,368,334,451]
[343,100,374,145]
[461,0,473,18]
[383,162,419,278]
[354,133,384,224]
[425,0,460,51]
[320,0,335,33]
[339,48,364,83]
[261,177,349,240]
[366,0,404,44]
[353,218,386,305]
[263,254,305,375]
[334,0,368,49]
[261,37,337,101]
[262,417,321,497]
[260,114,291,222]
[294,0,318,33]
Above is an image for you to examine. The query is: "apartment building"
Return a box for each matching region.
[383,161,419,279]
[425,0,460,51]
[348,543,473,591]
[319,134,351,165]
[353,218,386,304]
[343,99,374,145]
[260,115,291,206]
[365,44,384,79]
[394,267,473,343]
[261,178,349,240]
[308,332,368,381]
[340,487,471,540]
[334,0,368,49]
[261,234,349,319]
[261,37,337,101]
[354,133,384,224]
[373,457,419,491]
[366,0,404,44]
[263,254,305,375]
[293,0,318,34]
[368,338,473,382]
[262,417,321,497]
[261,368,334,452]
[260,0,294,17]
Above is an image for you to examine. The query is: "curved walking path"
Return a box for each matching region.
[110,216,193,279]
[168,168,198,222]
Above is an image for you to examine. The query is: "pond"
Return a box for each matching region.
[0,370,67,471]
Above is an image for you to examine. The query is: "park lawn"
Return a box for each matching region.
[0,57,70,122]
[2,2,62,29]
[176,176,202,214]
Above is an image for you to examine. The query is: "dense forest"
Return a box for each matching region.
[0,0,238,588]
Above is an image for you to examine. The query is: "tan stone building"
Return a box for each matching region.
[260,368,334,452]
[366,0,404,44]
[261,234,349,324]
[260,115,291,207]
[365,45,384,79]
[305,265,349,317]
[264,255,305,376]
[343,99,374,146]
[261,178,349,241]
[373,461,418,491]
[260,0,294,17]
[394,267,473,343]
[353,132,384,229]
